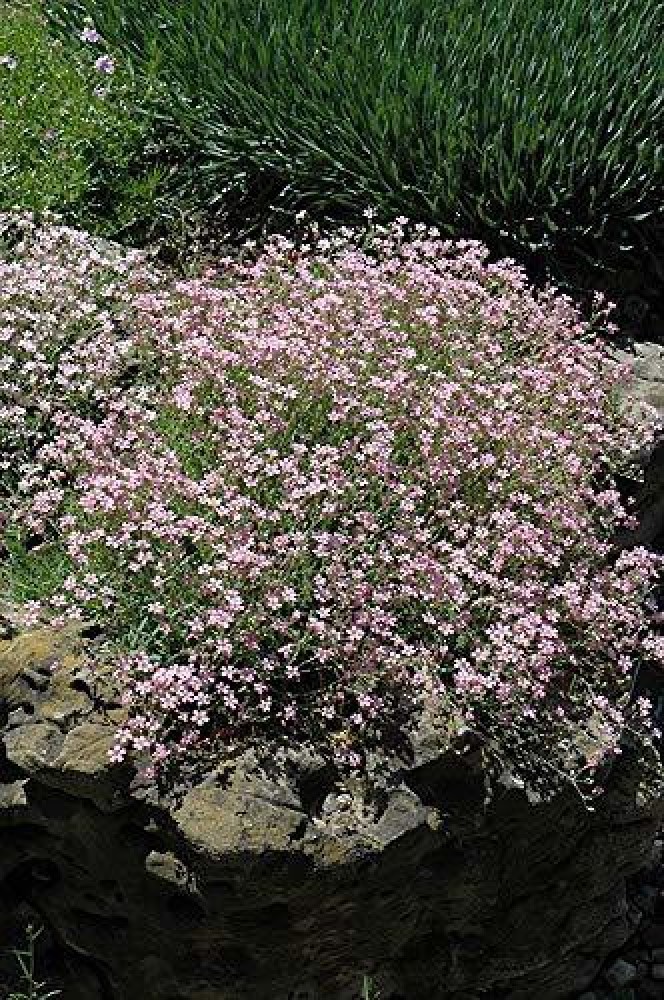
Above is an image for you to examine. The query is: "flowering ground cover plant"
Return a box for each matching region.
[1,215,662,796]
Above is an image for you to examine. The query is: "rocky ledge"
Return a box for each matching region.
[0,623,663,1000]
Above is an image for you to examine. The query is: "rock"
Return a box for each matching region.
[43,721,129,812]
[39,675,91,725]
[627,902,644,928]
[637,982,664,1000]
[647,838,664,871]
[172,758,312,885]
[641,922,664,949]
[3,721,65,772]
[636,957,649,977]
[651,964,664,980]
[368,786,430,848]
[604,958,638,989]
[145,851,192,890]
[1,626,663,1000]
[614,341,664,420]
[0,624,97,737]
[611,340,664,550]
[634,886,660,917]
[0,779,31,826]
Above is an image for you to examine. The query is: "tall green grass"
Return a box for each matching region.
[47,0,663,276]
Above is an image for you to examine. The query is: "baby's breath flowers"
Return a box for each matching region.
[1,215,662,793]
[94,54,115,75]
[80,25,102,45]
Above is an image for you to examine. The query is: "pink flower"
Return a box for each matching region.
[94,55,115,75]
[80,25,102,44]
[3,215,661,797]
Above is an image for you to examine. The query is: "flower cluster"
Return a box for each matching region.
[0,213,161,498]
[3,216,662,790]
[78,18,114,75]
[80,24,102,45]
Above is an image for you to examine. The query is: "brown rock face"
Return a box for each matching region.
[1,626,663,1000]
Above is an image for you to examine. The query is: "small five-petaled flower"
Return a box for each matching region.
[81,25,102,44]
[94,54,115,75]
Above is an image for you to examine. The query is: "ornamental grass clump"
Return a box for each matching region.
[47,0,664,276]
[2,217,662,796]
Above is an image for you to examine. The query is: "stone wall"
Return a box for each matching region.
[1,624,663,1000]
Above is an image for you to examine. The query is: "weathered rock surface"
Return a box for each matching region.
[612,340,664,550]
[1,626,663,1000]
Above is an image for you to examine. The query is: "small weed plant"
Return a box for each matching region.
[6,925,60,1000]
[362,975,379,999]
[1,214,662,797]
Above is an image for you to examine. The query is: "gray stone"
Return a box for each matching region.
[637,982,664,1000]
[145,850,195,892]
[611,341,664,421]
[634,886,660,916]
[43,721,128,812]
[604,958,638,989]
[648,838,664,870]
[3,721,65,772]
[611,340,664,549]
[641,922,664,949]
[0,779,30,824]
